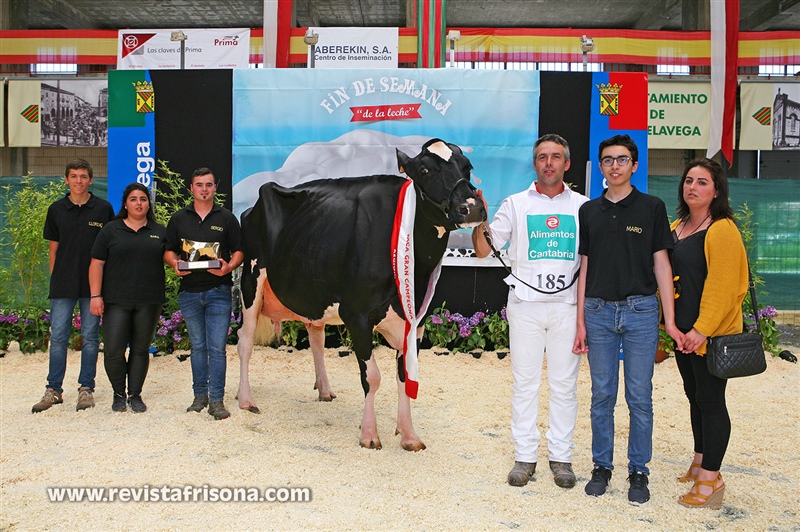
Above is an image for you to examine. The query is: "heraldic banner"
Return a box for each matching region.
[740,82,800,151]
[8,80,41,147]
[107,70,155,211]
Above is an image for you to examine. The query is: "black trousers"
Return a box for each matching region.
[102,302,162,397]
[675,350,731,471]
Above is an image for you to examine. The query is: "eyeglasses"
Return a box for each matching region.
[600,156,632,167]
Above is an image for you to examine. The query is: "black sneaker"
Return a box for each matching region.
[127,395,147,413]
[112,393,127,412]
[627,472,650,505]
[585,466,612,497]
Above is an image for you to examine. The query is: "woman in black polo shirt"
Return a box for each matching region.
[89,183,166,413]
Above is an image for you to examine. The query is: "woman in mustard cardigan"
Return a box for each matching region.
[669,158,748,509]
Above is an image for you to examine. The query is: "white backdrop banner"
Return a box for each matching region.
[308,27,398,68]
[117,29,250,69]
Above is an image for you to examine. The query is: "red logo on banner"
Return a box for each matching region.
[350,104,422,122]
[121,33,158,58]
[545,216,560,229]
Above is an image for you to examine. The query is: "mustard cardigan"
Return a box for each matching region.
[670,217,749,355]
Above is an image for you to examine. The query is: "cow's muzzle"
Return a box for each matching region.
[454,200,487,228]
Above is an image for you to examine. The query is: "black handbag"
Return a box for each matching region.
[705,268,767,379]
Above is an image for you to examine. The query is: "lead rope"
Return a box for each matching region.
[481,224,578,295]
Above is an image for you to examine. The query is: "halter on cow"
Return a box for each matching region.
[236,138,486,450]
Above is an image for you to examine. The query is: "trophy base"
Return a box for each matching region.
[177,260,222,271]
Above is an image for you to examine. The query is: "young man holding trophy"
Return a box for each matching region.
[165,168,243,420]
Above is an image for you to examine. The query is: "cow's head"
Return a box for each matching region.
[396,139,486,230]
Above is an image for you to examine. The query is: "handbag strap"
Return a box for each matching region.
[745,259,760,332]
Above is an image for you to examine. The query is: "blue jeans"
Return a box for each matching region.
[584,294,659,475]
[179,286,232,402]
[47,298,100,393]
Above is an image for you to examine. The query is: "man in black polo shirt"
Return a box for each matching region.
[573,135,683,505]
[32,158,115,413]
[165,167,243,420]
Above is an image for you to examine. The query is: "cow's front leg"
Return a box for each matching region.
[306,323,336,401]
[395,352,426,451]
[357,354,382,449]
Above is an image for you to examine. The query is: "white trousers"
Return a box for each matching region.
[507,295,580,463]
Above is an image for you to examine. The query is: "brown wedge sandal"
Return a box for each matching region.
[678,474,725,509]
[678,461,702,483]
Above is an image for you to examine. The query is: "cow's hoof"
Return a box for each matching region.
[395,429,426,451]
[317,392,337,402]
[401,441,427,452]
[359,438,383,450]
[239,405,260,414]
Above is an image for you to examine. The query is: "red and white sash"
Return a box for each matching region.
[391,179,442,399]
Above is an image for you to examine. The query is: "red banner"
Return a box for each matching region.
[350,103,422,122]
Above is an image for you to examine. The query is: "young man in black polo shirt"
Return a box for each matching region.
[573,135,683,505]
[164,168,243,420]
[32,159,115,413]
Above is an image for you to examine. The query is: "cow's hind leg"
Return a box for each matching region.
[236,271,267,414]
[306,323,336,401]
[395,351,426,451]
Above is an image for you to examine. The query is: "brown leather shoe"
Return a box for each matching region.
[32,388,63,413]
[550,461,577,489]
[507,461,536,486]
[76,387,95,411]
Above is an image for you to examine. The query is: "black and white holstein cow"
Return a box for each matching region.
[236,138,486,451]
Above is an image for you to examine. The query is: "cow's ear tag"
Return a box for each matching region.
[435,226,446,239]
[398,165,405,174]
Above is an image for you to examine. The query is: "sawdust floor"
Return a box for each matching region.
[1,342,798,531]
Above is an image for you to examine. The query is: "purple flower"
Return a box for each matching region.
[459,324,472,338]
[157,327,169,336]
[171,310,183,322]
[73,314,82,330]
[173,332,182,342]
[759,306,777,319]
[430,315,443,325]
[158,316,166,325]
[450,313,465,325]
[39,313,51,323]
[468,312,485,327]
[501,308,508,321]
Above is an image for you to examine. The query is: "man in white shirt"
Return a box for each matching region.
[473,134,588,488]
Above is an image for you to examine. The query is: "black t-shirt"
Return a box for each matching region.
[578,187,673,301]
[165,204,242,293]
[43,193,115,299]
[91,218,167,304]
[671,229,708,332]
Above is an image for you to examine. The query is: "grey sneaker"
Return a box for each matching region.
[627,472,650,506]
[208,401,230,420]
[507,461,536,487]
[186,395,209,412]
[585,466,612,497]
[76,387,95,411]
[549,461,577,489]
[32,388,63,413]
